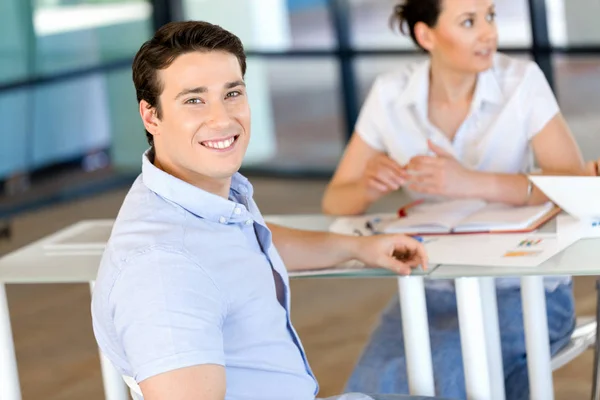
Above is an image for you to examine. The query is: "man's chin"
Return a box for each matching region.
[211,164,243,181]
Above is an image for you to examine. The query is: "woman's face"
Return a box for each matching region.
[420,0,498,73]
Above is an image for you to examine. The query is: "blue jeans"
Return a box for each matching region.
[346,283,575,400]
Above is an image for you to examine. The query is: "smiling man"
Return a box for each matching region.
[91,21,434,400]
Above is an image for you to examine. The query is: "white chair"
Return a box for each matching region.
[123,375,143,399]
[551,316,597,371]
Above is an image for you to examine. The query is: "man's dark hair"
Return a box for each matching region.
[132,21,247,160]
[390,0,442,51]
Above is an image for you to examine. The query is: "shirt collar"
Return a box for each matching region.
[471,64,504,110]
[396,58,504,114]
[397,59,430,113]
[141,152,254,224]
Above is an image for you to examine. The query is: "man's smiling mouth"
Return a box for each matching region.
[200,135,240,150]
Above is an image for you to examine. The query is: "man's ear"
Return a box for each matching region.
[414,21,435,52]
[140,100,160,137]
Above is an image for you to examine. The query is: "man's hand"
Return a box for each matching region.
[401,140,477,197]
[361,153,406,202]
[353,234,428,275]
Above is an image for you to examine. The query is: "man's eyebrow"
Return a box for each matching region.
[174,81,245,100]
[174,86,207,100]
[225,80,246,89]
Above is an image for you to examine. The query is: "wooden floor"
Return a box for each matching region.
[0,178,597,399]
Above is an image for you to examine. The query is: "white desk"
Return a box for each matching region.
[429,237,600,400]
[0,220,128,400]
[0,216,597,400]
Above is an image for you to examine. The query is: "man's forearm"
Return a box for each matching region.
[267,223,358,271]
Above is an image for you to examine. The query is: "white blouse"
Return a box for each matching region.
[356,53,567,291]
[357,53,559,175]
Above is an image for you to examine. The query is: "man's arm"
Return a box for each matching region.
[106,250,228,399]
[139,365,225,400]
[268,223,356,271]
[267,223,427,274]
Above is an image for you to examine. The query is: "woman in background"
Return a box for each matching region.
[322,0,590,398]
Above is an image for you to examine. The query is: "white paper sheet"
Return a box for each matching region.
[557,214,600,239]
[529,176,600,219]
[421,231,579,267]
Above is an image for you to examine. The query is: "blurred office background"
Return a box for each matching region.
[1,0,600,398]
[2,0,600,208]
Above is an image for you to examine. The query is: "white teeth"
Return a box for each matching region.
[203,137,236,150]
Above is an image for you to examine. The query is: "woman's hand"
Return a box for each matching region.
[401,140,478,197]
[360,153,406,202]
[585,159,599,176]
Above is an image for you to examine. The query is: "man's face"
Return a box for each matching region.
[143,51,250,186]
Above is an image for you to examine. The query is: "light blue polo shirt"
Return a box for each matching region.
[91,154,318,399]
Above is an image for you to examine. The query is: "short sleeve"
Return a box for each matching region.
[110,249,226,383]
[355,77,388,152]
[523,63,560,139]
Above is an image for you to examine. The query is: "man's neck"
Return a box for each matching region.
[153,157,231,199]
[429,57,477,105]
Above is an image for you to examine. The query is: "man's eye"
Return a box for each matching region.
[462,18,474,28]
[185,98,202,104]
[226,91,242,98]
[486,12,496,22]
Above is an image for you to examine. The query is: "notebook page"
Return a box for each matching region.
[454,202,555,232]
[376,199,487,234]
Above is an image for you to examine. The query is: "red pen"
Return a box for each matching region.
[397,199,425,217]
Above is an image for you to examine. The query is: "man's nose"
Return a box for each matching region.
[207,101,231,129]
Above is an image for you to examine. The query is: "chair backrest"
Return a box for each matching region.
[123,375,144,399]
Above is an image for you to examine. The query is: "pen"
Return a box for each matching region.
[365,220,376,234]
[397,198,425,217]
[412,235,424,243]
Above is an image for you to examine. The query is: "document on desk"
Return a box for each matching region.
[328,201,558,236]
[529,176,600,220]
[422,231,579,267]
[329,217,577,267]
[556,214,600,239]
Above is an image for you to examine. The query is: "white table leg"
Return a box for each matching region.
[479,277,505,400]
[0,283,21,399]
[456,277,493,399]
[89,282,130,400]
[397,276,435,396]
[521,276,553,400]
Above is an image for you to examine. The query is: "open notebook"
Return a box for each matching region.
[369,199,560,235]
